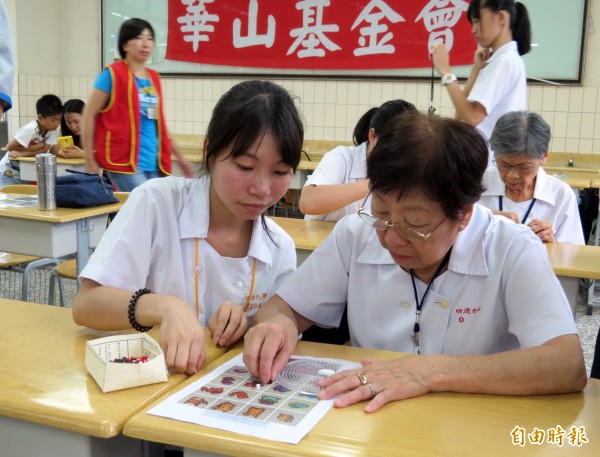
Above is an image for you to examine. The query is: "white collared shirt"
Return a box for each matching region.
[80,175,296,325]
[479,167,584,245]
[303,142,369,221]
[468,41,526,159]
[277,205,576,354]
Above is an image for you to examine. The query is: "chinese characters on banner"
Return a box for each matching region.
[166,0,476,70]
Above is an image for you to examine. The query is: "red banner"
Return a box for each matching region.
[166,0,476,70]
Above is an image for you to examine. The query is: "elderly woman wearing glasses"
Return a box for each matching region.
[243,110,586,412]
[478,111,584,245]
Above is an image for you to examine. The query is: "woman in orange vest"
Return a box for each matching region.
[82,18,192,191]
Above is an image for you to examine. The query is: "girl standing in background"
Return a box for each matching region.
[431,0,531,162]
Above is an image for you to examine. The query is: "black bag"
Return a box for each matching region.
[55,169,119,208]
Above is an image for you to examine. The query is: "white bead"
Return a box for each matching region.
[318,368,335,376]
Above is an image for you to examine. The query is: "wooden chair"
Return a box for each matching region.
[0,184,38,194]
[271,189,300,218]
[0,184,61,303]
[48,259,77,306]
[48,191,130,306]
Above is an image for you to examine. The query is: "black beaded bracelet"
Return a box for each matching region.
[128,288,153,332]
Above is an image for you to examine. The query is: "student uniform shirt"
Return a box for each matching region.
[80,175,297,325]
[0,120,58,180]
[277,205,576,354]
[468,41,526,156]
[479,167,585,245]
[303,143,370,222]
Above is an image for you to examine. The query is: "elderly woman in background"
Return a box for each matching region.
[243,111,586,412]
[478,111,584,245]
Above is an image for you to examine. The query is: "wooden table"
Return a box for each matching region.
[0,192,124,275]
[14,156,86,181]
[0,299,227,457]
[123,342,600,457]
[557,175,592,189]
[270,216,334,265]
[545,164,600,184]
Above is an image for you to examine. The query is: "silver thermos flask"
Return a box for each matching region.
[36,153,56,210]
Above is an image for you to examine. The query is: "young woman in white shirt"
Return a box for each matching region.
[431,0,531,151]
[73,80,304,375]
[300,99,415,222]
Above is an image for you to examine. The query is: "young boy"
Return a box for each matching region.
[0,94,63,186]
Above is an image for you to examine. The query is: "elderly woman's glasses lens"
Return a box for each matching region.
[493,160,536,174]
[358,208,446,241]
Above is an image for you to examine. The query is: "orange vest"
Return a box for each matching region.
[94,60,171,174]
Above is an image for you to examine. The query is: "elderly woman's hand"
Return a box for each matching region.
[528,219,555,243]
[317,356,433,413]
[243,315,299,384]
[492,210,520,224]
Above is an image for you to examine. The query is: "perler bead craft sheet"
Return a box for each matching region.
[147,353,349,444]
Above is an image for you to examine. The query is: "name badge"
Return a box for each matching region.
[147,107,157,120]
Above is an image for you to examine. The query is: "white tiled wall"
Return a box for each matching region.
[12,76,600,155]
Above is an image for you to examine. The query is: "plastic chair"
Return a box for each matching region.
[48,258,77,307]
[271,189,300,217]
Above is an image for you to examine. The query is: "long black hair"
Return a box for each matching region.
[202,80,304,244]
[468,0,531,55]
[352,99,416,146]
[61,99,84,147]
[203,80,303,173]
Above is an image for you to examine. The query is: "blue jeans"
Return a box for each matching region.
[106,170,162,192]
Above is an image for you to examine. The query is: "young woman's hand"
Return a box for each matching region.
[473,47,491,69]
[430,42,452,76]
[58,146,85,158]
[208,301,248,347]
[159,299,208,374]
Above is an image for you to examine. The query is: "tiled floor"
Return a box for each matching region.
[575,282,600,376]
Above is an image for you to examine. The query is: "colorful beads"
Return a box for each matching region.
[111,355,150,364]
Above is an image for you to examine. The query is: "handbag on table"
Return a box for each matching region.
[56,169,119,208]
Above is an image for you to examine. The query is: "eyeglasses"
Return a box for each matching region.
[357,194,447,242]
[493,159,537,175]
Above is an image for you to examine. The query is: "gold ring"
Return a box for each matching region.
[367,383,377,399]
[358,372,368,385]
